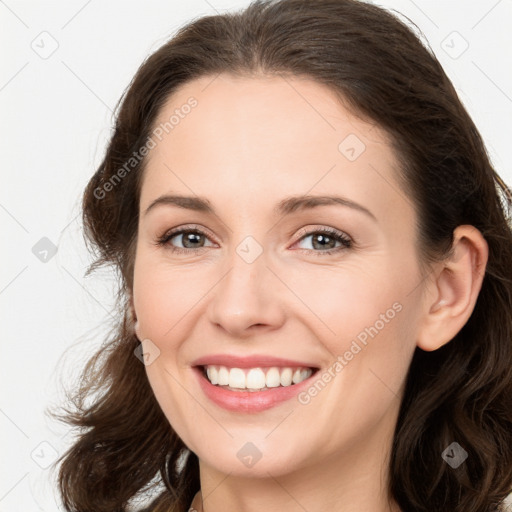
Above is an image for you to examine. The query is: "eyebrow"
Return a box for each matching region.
[143,194,377,222]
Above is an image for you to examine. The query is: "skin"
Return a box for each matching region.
[131,73,488,512]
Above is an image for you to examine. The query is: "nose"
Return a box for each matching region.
[206,247,286,338]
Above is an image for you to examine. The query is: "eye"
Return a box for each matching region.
[292,227,352,256]
[155,225,216,255]
[154,225,352,257]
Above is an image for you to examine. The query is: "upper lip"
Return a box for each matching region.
[191,354,319,369]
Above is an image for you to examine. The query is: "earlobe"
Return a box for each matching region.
[416,225,488,352]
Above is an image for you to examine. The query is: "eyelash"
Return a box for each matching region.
[154,225,352,256]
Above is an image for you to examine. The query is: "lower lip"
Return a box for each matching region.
[193,366,318,413]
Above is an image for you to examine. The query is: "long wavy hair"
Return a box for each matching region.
[51,1,512,511]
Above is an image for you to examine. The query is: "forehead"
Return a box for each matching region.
[141,73,412,229]
[152,73,387,152]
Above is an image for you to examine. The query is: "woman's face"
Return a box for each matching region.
[132,73,426,478]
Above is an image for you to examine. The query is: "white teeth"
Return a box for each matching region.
[280,367,293,386]
[292,368,311,384]
[246,368,266,389]
[206,366,218,385]
[218,366,229,386]
[229,368,246,389]
[266,367,281,388]
[203,365,314,390]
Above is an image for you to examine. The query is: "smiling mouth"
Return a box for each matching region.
[198,364,319,392]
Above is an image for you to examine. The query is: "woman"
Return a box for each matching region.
[53,0,512,511]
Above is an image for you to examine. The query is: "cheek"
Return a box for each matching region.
[287,262,403,339]
[132,256,204,342]
[132,258,199,432]
[287,261,416,392]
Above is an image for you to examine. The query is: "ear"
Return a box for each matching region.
[129,292,140,338]
[416,225,488,352]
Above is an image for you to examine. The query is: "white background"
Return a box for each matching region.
[1,0,511,510]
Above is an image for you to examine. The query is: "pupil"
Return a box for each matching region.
[313,234,334,250]
[184,232,202,248]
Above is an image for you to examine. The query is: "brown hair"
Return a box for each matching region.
[52,1,512,511]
